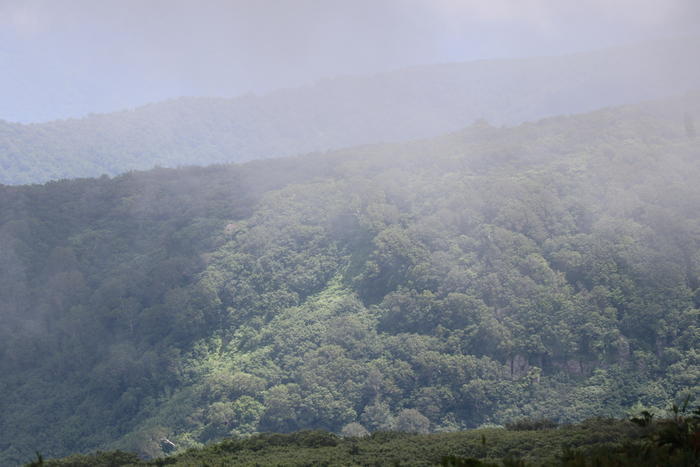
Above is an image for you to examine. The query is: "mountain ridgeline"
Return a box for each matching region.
[2,37,700,185]
[1,94,698,464]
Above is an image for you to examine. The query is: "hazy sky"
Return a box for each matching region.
[1,0,699,122]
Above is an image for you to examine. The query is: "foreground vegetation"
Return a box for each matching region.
[32,404,700,466]
[2,94,699,464]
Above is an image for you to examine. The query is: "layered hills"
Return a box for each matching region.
[1,94,699,464]
[2,37,700,185]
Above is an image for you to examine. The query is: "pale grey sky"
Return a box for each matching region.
[1,0,698,122]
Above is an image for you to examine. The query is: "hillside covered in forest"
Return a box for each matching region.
[1,94,699,464]
[1,37,699,185]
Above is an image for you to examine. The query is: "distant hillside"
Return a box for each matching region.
[1,94,699,464]
[2,37,700,185]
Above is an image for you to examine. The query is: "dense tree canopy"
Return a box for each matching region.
[1,94,699,464]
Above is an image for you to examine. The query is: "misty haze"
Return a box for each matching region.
[1,1,699,466]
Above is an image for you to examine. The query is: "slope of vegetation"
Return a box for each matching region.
[2,37,700,185]
[33,405,700,466]
[1,95,699,464]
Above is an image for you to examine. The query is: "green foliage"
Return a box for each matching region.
[505,418,558,431]
[37,411,700,466]
[3,94,700,464]
[36,450,140,466]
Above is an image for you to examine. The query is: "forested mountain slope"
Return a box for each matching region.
[1,95,700,464]
[2,37,700,185]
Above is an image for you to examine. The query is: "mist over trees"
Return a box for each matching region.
[1,37,699,186]
[1,94,699,464]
